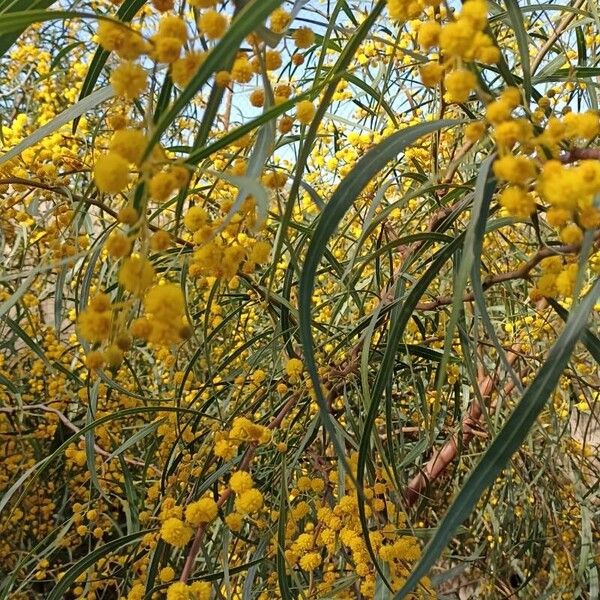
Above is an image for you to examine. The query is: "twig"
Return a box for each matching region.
[0,403,155,470]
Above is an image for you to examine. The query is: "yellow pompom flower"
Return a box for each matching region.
[152,0,174,10]
[172,52,206,87]
[97,21,147,60]
[285,357,303,381]
[439,20,474,58]
[150,229,171,251]
[444,69,476,103]
[265,49,282,71]
[160,517,192,547]
[225,512,243,531]
[152,35,182,63]
[231,55,252,83]
[387,0,423,22]
[299,551,321,572]
[158,15,188,44]
[85,350,104,370]
[190,0,217,6]
[417,20,441,50]
[465,121,486,141]
[234,488,264,514]
[144,283,184,322]
[94,152,129,194]
[293,27,315,49]
[249,88,265,107]
[159,566,175,583]
[184,206,209,232]
[149,171,177,201]
[190,581,212,600]
[119,256,155,295]
[106,232,132,258]
[498,186,535,218]
[296,100,315,124]
[110,62,147,98]
[419,62,443,88]
[198,9,228,40]
[185,497,218,526]
[270,8,291,33]
[109,128,146,164]
[492,155,536,185]
[229,470,253,493]
[559,223,583,245]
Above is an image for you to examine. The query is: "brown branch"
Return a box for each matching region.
[530,0,587,75]
[0,177,194,248]
[415,234,600,311]
[559,147,600,163]
[404,349,525,506]
[0,404,154,470]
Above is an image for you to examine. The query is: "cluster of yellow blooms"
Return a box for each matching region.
[395,0,500,100]
[482,86,600,298]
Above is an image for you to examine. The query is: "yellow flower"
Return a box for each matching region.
[106,232,132,258]
[229,470,253,493]
[149,171,177,201]
[419,62,443,88]
[293,27,315,49]
[231,55,252,83]
[439,20,474,57]
[493,155,536,185]
[498,186,535,218]
[285,357,303,381]
[225,512,243,531]
[249,88,265,107]
[145,283,184,322]
[299,551,321,571]
[160,517,193,547]
[119,256,156,296]
[270,8,291,33]
[296,100,315,124]
[94,152,129,194]
[417,20,441,50]
[78,308,111,343]
[159,566,175,582]
[109,128,146,164]
[97,21,147,60]
[152,0,174,10]
[198,9,228,40]
[151,35,182,63]
[158,15,188,43]
[110,62,147,98]
[234,488,264,514]
[172,51,206,87]
[559,223,583,245]
[265,50,282,71]
[186,497,218,526]
[85,350,104,370]
[444,69,476,103]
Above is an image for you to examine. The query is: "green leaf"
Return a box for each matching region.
[0,0,57,57]
[394,277,600,599]
[505,0,533,103]
[0,10,105,35]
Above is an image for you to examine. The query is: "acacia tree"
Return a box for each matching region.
[0,0,599,598]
